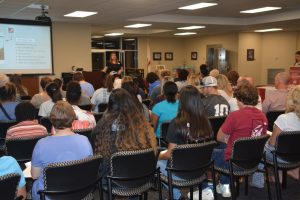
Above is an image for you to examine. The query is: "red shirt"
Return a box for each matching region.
[221,107,268,160]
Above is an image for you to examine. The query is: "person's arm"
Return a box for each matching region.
[31,166,42,180]
[268,124,282,147]
[262,97,271,114]
[17,186,26,200]
[217,128,230,143]
[158,143,177,160]
[151,113,159,132]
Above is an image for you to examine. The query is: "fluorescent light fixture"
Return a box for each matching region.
[240,7,281,14]
[177,26,206,30]
[104,33,124,36]
[179,3,217,10]
[64,11,97,18]
[174,32,197,36]
[124,24,152,28]
[254,28,283,32]
[91,35,104,39]
[124,38,136,41]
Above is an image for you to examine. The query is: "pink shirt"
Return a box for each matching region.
[221,107,268,160]
[262,89,288,114]
[6,120,48,139]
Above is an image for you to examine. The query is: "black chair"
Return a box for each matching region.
[266,110,285,132]
[158,121,170,147]
[0,121,18,139]
[39,117,52,133]
[103,148,162,200]
[208,116,226,140]
[98,103,108,112]
[265,131,300,200]
[6,136,46,165]
[93,112,103,122]
[37,155,102,200]
[214,134,271,200]
[20,95,32,101]
[73,128,94,148]
[79,104,93,112]
[161,141,217,200]
[0,173,22,200]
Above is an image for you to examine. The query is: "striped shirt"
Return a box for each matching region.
[6,120,48,139]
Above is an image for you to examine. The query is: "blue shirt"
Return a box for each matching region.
[31,134,93,200]
[0,101,19,121]
[80,81,95,97]
[152,100,179,137]
[149,80,160,96]
[0,156,26,188]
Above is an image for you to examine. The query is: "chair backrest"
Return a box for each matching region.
[208,116,226,140]
[0,121,18,139]
[0,173,21,200]
[93,112,103,122]
[110,148,157,188]
[275,131,300,162]
[98,104,108,112]
[39,117,52,133]
[42,155,102,200]
[6,136,46,163]
[266,110,285,132]
[78,104,92,112]
[160,121,170,141]
[20,95,32,101]
[73,129,94,148]
[170,141,216,179]
[231,134,270,169]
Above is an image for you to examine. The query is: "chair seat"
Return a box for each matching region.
[266,159,300,170]
[104,182,154,197]
[160,174,205,187]
[214,165,258,177]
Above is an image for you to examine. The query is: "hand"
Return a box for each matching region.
[118,67,124,75]
[102,66,108,73]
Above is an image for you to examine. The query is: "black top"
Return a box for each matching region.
[107,62,123,73]
[202,94,230,117]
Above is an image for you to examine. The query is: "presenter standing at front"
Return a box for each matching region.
[106,52,124,75]
[294,51,300,67]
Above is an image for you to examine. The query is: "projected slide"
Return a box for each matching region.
[0,22,52,74]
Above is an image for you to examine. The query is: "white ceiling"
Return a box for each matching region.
[1,0,300,37]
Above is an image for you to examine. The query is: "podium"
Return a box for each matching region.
[289,67,300,85]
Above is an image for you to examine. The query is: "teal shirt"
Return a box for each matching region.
[152,100,179,137]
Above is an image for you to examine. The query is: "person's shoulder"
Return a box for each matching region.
[0,156,17,164]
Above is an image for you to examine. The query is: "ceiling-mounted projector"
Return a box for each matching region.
[35,5,51,23]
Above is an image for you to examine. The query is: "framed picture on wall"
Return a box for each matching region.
[191,52,197,60]
[153,52,161,61]
[165,52,173,61]
[247,49,254,61]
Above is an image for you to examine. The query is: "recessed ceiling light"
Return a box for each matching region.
[177,26,206,30]
[64,11,97,18]
[240,7,281,14]
[104,33,124,36]
[254,28,283,32]
[178,3,217,10]
[124,24,152,28]
[174,32,197,36]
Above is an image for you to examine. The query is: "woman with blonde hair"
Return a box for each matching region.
[216,74,233,101]
[92,88,157,179]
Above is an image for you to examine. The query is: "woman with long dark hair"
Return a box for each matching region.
[158,85,213,200]
[92,88,157,179]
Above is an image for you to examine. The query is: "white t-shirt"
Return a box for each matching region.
[38,100,55,117]
[275,112,300,131]
[72,105,96,129]
[91,88,111,112]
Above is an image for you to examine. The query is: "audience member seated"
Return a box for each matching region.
[158,85,214,200]
[0,153,26,200]
[150,70,171,102]
[146,72,160,97]
[262,72,289,114]
[202,76,230,117]
[66,81,96,130]
[217,74,234,102]
[6,102,48,139]
[200,64,209,79]
[151,81,179,138]
[252,86,300,188]
[213,84,268,198]
[91,75,115,112]
[133,76,147,99]
[0,73,9,87]
[152,76,174,106]
[226,70,239,91]
[188,73,201,89]
[53,78,66,97]
[121,81,150,121]
[38,82,63,117]
[73,72,95,98]
[92,88,156,182]
[209,69,220,78]
[31,77,52,109]
[9,74,28,100]
[175,69,189,92]
[31,101,93,200]
[0,82,19,121]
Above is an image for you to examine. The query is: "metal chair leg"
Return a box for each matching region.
[199,183,202,200]
[264,155,272,200]
[144,192,148,200]
[157,169,163,200]
[107,178,113,200]
[211,165,218,200]
[244,176,248,196]
[229,161,236,200]
[236,178,240,197]
[167,170,174,200]
[282,170,287,190]
[273,154,282,200]
[190,187,193,200]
